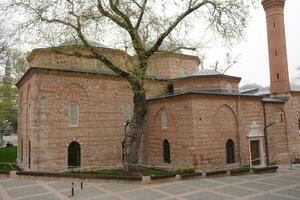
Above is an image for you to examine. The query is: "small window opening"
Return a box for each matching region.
[123,103,131,123]
[69,102,79,127]
[280,113,284,123]
[273,22,276,28]
[167,82,174,95]
[276,73,280,80]
[275,49,277,56]
[298,118,300,134]
[161,111,167,129]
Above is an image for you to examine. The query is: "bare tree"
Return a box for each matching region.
[3,0,254,168]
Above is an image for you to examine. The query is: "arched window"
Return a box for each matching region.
[161,111,167,129]
[226,139,235,164]
[68,141,81,168]
[163,139,171,163]
[226,83,233,94]
[69,102,79,127]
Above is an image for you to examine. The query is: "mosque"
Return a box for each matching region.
[16,0,300,171]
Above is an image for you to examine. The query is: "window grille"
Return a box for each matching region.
[162,111,167,129]
[123,103,131,123]
[69,102,79,127]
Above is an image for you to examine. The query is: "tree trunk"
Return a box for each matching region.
[126,80,147,167]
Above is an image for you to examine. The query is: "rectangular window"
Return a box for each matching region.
[162,111,167,129]
[123,103,131,123]
[69,102,79,127]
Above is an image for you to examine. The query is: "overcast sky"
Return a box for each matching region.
[1,1,299,87]
[205,0,300,87]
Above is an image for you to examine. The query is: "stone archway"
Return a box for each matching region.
[68,141,81,168]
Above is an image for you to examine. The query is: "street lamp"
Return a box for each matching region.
[123,120,131,172]
[264,122,275,166]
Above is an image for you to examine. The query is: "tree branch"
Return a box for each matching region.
[109,0,134,29]
[135,0,147,29]
[147,0,213,56]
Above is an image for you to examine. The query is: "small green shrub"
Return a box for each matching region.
[143,168,170,176]
[175,168,195,175]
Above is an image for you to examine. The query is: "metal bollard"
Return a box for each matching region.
[81,182,83,190]
[71,182,74,196]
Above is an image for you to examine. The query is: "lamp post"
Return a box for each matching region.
[123,120,131,172]
[264,122,275,166]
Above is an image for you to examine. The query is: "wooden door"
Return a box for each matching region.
[250,140,260,166]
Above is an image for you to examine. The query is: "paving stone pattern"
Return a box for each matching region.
[0,166,299,200]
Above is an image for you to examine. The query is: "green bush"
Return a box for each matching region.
[0,147,17,171]
[142,168,170,176]
[175,167,195,175]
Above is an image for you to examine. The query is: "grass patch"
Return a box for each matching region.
[0,147,17,171]
[69,167,170,176]
[71,168,124,175]
[175,167,196,175]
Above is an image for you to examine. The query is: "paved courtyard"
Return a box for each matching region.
[0,165,300,200]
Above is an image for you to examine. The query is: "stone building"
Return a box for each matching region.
[16,0,300,171]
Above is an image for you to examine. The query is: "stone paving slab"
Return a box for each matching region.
[0,179,36,189]
[62,186,105,200]
[6,185,47,199]
[121,189,166,200]
[249,193,297,200]
[98,183,143,193]
[92,196,121,200]
[154,183,195,195]
[48,181,84,191]
[214,185,255,197]
[275,188,300,199]
[183,191,233,200]
[209,177,244,184]
[238,181,279,191]
[278,175,300,183]
[181,179,223,188]
[230,175,263,181]
[258,177,296,186]
[18,193,61,200]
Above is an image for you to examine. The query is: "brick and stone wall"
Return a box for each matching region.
[172,76,240,93]
[17,68,168,171]
[146,93,300,171]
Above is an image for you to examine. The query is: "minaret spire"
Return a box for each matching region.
[262,0,290,96]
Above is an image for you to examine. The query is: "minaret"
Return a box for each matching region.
[262,0,290,96]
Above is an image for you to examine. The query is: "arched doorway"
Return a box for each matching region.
[68,141,81,168]
[163,139,171,163]
[226,139,235,164]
